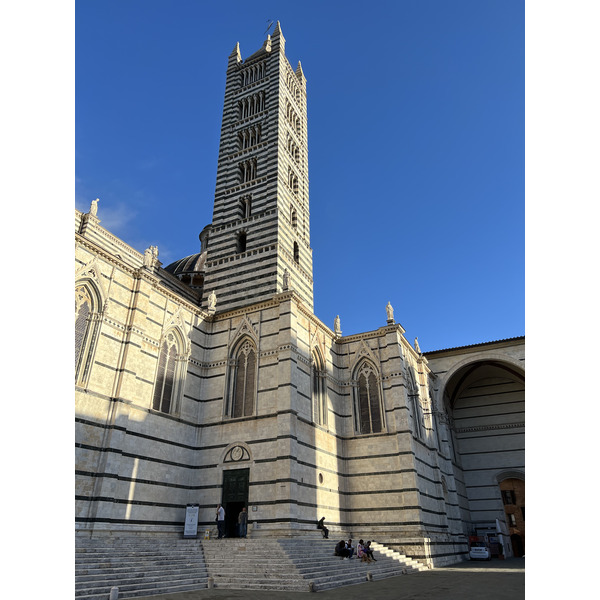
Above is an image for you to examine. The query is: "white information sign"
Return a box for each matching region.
[183,504,199,538]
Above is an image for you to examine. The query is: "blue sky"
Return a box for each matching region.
[75,0,525,351]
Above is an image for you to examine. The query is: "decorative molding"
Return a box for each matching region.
[223,443,251,463]
[455,422,525,434]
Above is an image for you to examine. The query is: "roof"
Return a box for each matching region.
[164,251,207,276]
[423,336,525,356]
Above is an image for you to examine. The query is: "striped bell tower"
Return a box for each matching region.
[201,22,313,313]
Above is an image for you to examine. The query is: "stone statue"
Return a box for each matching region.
[143,246,153,267]
[334,315,341,336]
[386,301,394,321]
[151,245,159,259]
[90,198,99,217]
[208,290,217,310]
[414,337,421,354]
[282,269,290,290]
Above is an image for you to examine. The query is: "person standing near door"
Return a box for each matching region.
[237,506,248,538]
[216,504,226,539]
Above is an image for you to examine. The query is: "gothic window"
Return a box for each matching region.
[408,368,424,439]
[312,350,327,426]
[240,62,265,87]
[238,125,261,150]
[354,361,384,434]
[240,196,252,219]
[288,168,298,194]
[152,331,184,414]
[236,231,247,253]
[227,339,257,418]
[75,282,102,385]
[293,241,299,263]
[287,136,299,162]
[239,158,257,183]
[291,208,297,229]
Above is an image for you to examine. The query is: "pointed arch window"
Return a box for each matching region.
[227,339,257,418]
[75,282,103,386]
[407,369,424,440]
[312,350,327,426]
[152,330,186,415]
[354,361,384,434]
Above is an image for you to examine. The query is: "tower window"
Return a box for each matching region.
[293,241,299,263]
[236,231,247,253]
[239,158,257,183]
[291,208,297,229]
[240,196,252,219]
[288,168,298,194]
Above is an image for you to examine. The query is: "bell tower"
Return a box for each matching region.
[201,22,313,313]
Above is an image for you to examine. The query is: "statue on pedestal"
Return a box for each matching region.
[143,246,154,268]
[334,315,342,337]
[208,290,217,312]
[386,301,394,322]
[414,337,421,354]
[90,198,99,217]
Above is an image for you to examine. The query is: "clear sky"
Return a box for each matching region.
[75,0,525,352]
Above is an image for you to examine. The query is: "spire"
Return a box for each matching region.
[295,60,306,85]
[271,20,285,53]
[228,42,242,66]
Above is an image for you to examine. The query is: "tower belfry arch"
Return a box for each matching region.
[201,21,313,314]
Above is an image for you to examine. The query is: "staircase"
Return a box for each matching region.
[75,537,209,600]
[200,538,307,591]
[276,538,428,591]
[75,535,428,598]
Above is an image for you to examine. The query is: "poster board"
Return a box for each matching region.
[183,504,199,538]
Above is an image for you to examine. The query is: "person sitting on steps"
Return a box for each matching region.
[317,516,329,539]
[357,539,373,563]
[334,540,351,559]
[364,540,377,561]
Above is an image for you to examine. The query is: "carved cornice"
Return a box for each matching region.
[455,422,525,434]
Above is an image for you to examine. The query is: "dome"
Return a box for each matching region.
[164,251,207,277]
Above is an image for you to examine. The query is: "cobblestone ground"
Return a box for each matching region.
[132,558,525,600]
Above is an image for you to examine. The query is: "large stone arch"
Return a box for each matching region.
[435,352,525,410]
[425,340,525,544]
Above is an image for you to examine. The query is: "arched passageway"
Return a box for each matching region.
[435,356,525,545]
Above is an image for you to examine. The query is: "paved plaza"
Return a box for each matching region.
[132,558,525,600]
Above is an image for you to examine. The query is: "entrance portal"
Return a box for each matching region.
[222,468,249,538]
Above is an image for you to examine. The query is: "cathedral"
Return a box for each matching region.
[75,23,525,567]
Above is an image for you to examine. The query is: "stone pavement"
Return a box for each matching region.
[131,558,525,600]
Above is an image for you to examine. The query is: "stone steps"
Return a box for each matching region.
[75,538,209,600]
[75,535,428,598]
